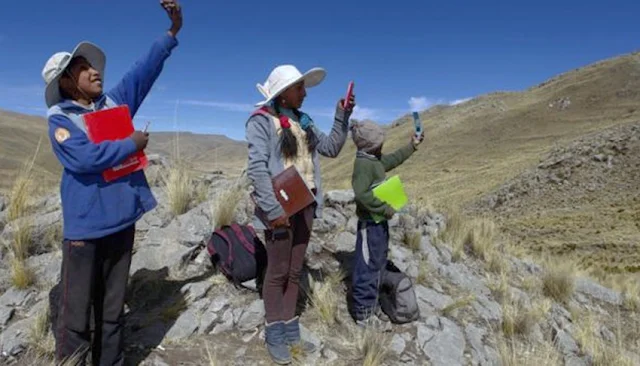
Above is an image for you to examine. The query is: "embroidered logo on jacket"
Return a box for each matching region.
[54,128,70,143]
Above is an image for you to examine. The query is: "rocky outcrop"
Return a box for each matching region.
[0,166,637,365]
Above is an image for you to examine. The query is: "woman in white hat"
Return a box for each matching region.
[42,1,182,364]
[245,65,355,364]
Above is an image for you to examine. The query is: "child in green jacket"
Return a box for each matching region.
[349,120,424,325]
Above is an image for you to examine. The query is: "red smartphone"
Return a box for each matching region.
[344,81,354,109]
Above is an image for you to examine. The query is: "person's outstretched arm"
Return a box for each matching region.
[107,0,183,116]
[314,97,355,158]
[381,131,425,171]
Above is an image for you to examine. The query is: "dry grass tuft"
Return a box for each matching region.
[11,221,32,261]
[402,229,422,252]
[210,184,244,229]
[541,259,575,304]
[30,307,56,359]
[309,271,344,329]
[619,281,640,312]
[7,138,41,222]
[573,312,634,366]
[464,217,496,260]
[498,338,562,366]
[415,260,429,286]
[10,256,35,289]
[502,300,540,338]
[353,325,390,366]
[163,162,195,217]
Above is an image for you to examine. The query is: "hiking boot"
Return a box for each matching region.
[265,321,292,365]
[284,316,317,354]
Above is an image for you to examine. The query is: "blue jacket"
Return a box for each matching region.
[47,33,178,240]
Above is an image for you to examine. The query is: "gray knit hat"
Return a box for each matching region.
[351,120,385,153]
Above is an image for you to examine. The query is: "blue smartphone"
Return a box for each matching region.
[412,111,422,138]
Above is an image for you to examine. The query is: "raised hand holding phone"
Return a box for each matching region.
[341,81,356,112]
[412,111,422,139]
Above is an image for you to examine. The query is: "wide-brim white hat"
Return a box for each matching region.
[42,41,106,108]
[255,64,326,107]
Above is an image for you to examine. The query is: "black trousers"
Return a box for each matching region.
[55,225,135,366]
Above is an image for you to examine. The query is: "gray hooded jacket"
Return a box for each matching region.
[245,104,351,230]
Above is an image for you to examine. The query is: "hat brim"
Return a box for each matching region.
[255,67,326,107]
[45,42,106,108]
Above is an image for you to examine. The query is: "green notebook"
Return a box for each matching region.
[371,175,408,223]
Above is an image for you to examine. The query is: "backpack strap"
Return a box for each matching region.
[251,106,291,129]
[229,223,255,255]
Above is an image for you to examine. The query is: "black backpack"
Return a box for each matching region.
[379,261,420,324]
[206,223,267,287]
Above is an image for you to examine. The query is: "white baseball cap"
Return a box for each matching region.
[255,64,326,107]
[42,41,106,108]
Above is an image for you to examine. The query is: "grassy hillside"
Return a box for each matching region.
[0,111,248,193]
[321,52,640,210]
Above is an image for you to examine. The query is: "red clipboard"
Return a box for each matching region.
[82,105,148,182]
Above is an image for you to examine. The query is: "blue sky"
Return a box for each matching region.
[1,0,640,141]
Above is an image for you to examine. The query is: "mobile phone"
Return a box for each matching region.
[344,81,354,109]
[412,111,422,138]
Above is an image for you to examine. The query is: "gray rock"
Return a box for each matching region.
[165,308,199,340]
[389,244,414,271]
[0,210,62,255]
[0,318,32,356]
[235,346,248,359]
[415,285,453,314]
[416,316,466,366]
[439,262,490,296]
[130,231,200,276]
[553,328,587,366]
[575,278,622,305]
[387,214,400,228]
[330,232,356,253]
[181,281,213,303]
[0,306,14,327]
[0,287,36,308]
[164,208,211,247]
[314,208,346,234]
[136,209,172,232]
[211,309,234,335]
[472,294,502,323]
[0,195,6,212]
[237,300,265,332]
[307,234,324,255]
[208,295,231,313]
[465,324,497,366]
[323,348,338,363]
[600,325,615,343]
[139,355,171,366]
[26,252,61,287]
[325,190,355,207]
[300,323,322,350]
[347,216,358,234]
[390,334,406,355]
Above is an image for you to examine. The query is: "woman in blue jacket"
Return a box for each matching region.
[41,1,182,364]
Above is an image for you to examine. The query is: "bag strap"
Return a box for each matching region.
[229,223,256,255]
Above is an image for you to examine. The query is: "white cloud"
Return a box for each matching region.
[350,105,380,121]
[181,99,254,113]
[408,96,446,111]
[409,96,474,111]
[450,97,472,105]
